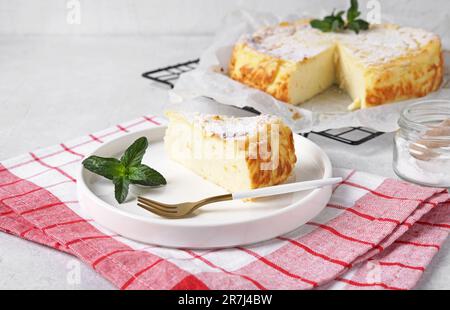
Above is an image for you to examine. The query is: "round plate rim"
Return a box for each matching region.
[77,126,333,229]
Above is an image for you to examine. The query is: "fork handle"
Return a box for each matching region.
[232,177,342,201]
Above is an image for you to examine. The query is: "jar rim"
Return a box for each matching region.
[399,99,450,132]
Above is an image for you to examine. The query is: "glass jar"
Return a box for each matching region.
[393,100,450,188]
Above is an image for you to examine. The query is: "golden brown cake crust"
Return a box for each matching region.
[229,43,292,103]
[364,41,444,108]
[245,122,297,189]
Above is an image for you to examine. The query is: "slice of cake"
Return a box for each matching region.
[164,111,297,193]
[229,20,443,110]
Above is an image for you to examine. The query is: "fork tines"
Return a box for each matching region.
[137,196,177,216]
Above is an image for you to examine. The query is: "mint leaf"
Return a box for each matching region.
[348,21,361,33]
[310,19,332,32]
[336,10,345,19]
[82,156,124,180]
[120,136,148,167]
[331,19,344,32]
[82,136,166,204]
[348,19,369,34]
[310,0,369,34]
[355,19,369,30]
[312,10,345,33]
[347,0,360,23]
[113,177,130,204]
[348,10,361,23]
[128,164,167,186]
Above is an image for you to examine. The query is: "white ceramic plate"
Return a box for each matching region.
[77,126,333,249]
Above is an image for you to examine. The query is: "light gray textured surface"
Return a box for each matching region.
[0,0,448,47]
[0,33,449,289]
[0,35,208,160]
[0,34,208,290]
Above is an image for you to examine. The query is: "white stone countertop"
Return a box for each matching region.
[0,35,448,290]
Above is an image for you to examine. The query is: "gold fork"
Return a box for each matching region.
[137,177,342,219]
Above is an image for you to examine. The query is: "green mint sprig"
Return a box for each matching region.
[310,0,369,34]
[82,137,166,204]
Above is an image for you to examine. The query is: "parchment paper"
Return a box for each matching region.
[171,10,450,133]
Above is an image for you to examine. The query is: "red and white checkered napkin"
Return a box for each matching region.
[0,115,449,290]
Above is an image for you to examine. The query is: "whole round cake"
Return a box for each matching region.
[229,20,444,110]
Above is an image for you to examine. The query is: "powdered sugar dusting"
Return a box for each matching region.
[243,22,333,62]
[242,21,439,65]
[183,112,281,139]
[339,24,439,65]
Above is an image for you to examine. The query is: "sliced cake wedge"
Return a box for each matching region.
[164,111,297,193]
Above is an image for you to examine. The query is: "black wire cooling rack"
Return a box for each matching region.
[142,59,384,145]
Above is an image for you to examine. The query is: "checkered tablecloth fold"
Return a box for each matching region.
[0,115,448,290]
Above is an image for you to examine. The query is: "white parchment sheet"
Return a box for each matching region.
[171,10,450,133]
